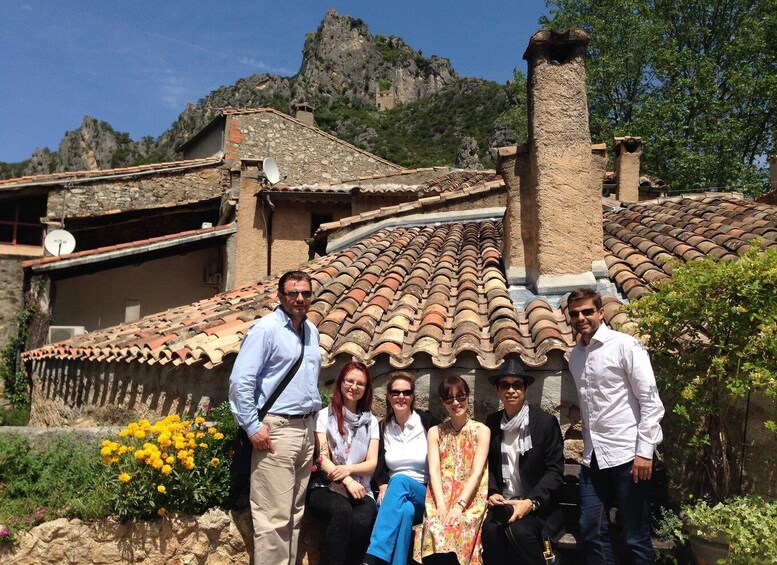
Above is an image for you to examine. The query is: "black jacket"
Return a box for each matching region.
[373,409,440,487]
[485,407,565,541]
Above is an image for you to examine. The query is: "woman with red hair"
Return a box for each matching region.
[307,361,379,565]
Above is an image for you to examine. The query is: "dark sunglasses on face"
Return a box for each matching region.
[497,381,525,392]
[389,389,413,397]
[442,393,468,405]
[568,307,597,319]
[282,290,313,299]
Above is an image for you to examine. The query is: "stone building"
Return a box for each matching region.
[18,29,777,498]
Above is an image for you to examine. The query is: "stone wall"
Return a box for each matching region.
[28,359,231,427]
[225,112,401,185]
[0,509,253,565]
[45,164,226,220]
[0,256,25,346]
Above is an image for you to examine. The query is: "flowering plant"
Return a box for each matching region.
[102,411,232,520]
[0,507,46,548]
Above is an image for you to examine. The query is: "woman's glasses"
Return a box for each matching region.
[442,394,468,405]
[389,389,413,397]
[343,379,366,389]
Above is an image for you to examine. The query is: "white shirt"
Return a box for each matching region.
[384,411,429,484]
[568,324,665,469]
[316,406,379,496]
[502,428,525,498]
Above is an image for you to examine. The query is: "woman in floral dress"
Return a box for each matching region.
[415,375,490,565]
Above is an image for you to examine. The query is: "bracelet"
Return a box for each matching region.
[456,499,467,509]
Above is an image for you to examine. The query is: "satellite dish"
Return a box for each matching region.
[44,229,76,256]
[262,157,281,185]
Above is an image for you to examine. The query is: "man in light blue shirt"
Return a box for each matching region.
[229,270,321,565]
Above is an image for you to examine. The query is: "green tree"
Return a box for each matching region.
[543,0,777,196]
[626,247,777,500]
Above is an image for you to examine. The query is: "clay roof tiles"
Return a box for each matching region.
[23,192,776,372]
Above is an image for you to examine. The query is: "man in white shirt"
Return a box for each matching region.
[567,288,664,565]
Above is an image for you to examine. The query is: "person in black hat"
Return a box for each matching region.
[481,358,565,565]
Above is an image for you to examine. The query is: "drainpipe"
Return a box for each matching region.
[263,193,275,277]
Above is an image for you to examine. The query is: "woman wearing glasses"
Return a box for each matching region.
[307,361,379,565]
[363,372,440,565]
[415,376,490,565]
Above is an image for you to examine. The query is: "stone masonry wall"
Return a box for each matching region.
[45,164,226,220]
[0,256,24,346]
[226,112,401,185]
[28,359,231,427]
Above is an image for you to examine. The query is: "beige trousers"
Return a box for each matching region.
[250,413,315,565]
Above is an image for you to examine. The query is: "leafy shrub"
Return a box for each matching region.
[102,412,232,520]
[682,496,777,564]
[0,433,111,536]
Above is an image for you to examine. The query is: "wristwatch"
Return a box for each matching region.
[530,499,540,512]
[457,499,467,509]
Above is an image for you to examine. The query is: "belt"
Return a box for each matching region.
[267,412,316,420]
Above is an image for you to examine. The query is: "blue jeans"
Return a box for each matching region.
[579,452,653,565]
[365,474,426,565]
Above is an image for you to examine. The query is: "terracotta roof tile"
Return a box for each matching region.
[24,193,776,372]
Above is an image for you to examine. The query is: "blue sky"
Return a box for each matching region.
[0,1,551,164]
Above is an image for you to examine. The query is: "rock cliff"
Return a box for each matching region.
[2,9,521,176]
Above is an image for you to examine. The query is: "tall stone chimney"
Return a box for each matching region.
[291,102,316,127]
[614,136,642,202]
[498,29,605,295]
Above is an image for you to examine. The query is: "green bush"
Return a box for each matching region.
[0,433,112,536]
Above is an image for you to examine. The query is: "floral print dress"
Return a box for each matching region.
[414,419,489,565]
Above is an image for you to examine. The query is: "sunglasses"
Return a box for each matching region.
[497,381,525,392]
[389,389,413,397]
[568,307,598,319]
[281,290,313,299]
[442,393,468,405]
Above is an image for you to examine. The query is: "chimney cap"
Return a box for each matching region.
[524,28,590,61]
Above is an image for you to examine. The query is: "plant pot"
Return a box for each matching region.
[688,532,729,565]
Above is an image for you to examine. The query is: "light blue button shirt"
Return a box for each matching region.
[228,307,322,437]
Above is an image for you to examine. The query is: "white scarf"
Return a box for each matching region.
[500,403,532,493]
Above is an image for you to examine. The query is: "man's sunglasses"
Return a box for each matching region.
[497,381,525,392]
[442,394,468,405]
[389,390,413,397]
[281,290,313,299]
[568,308,597,319]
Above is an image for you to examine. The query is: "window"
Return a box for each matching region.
[0,196,46,246]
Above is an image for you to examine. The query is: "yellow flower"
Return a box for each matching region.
[134,450,147,461]
[134,430,146,439]
[119,429,130,437]
[161,464,172,475]
[118,446,128,455]
[165,456,175,464]
[150,458,164,469]
[195,416,205,424]
[118,472,131,483]
[100,446,113,457]
[157,485,166,493]
[213,433,224,441]
[199,443,208,449]
[210,457,220,466]
[195,432,205,439]
[207,427,217,435]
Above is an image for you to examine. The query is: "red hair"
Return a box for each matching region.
[330,361,373,436]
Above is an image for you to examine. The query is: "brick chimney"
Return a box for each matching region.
[498,29,605,295]
[291,102,316,127]
[614,136,642,202]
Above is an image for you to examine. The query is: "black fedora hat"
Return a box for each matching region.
[489,358,535,387]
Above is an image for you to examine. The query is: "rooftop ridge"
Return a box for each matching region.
[0,158,223,189]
